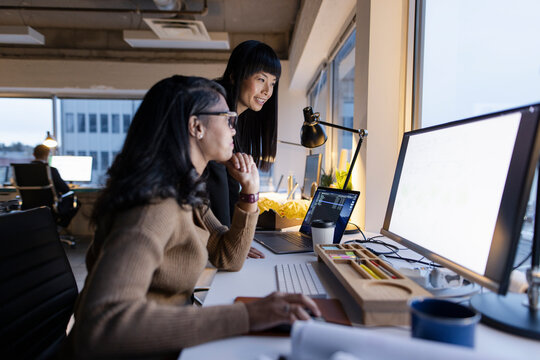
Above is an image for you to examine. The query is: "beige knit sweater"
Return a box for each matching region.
[64,197,259,359]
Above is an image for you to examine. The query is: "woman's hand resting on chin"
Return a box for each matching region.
[225,153,259,195]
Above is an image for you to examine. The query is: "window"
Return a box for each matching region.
[65,113,74,133]
[259,166,274,192]
[89,113,97,133]
[308,70,329,171]
[413,0,539,266]
[332,29,356,167]
[60,99,141,185]
[77,113,86,133]
[100,114,109,133]
[101,151,109,170]
[112,114,120,133]
[0,98,53,166]
[307,28,356,180]
[90,151,98,170]
[415,0,540,128]
[123,114,131,133]
[1,97,139,186]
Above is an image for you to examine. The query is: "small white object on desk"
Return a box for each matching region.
[509,269,529,293]
[311,220,335,246]
[398,267,432,288]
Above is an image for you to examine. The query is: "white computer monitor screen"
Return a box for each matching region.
[382,104,540,293]
[50,156,93,182]
[302,154,322,199]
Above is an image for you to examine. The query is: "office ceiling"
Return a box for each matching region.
[0,0,301,63]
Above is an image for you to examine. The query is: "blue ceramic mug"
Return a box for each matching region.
[409,298,481,347]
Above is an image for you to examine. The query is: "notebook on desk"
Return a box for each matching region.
[254,187,359,254]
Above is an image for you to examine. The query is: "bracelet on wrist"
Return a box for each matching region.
[238,192,259,203]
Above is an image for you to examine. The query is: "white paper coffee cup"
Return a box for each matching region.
[311,220,335,247]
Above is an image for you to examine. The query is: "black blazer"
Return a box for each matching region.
[32,160,70,196]
[206,161,240,227]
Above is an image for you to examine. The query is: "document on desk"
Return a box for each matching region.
[290,321,513,360]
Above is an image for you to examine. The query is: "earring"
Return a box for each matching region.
[198,134,203,139]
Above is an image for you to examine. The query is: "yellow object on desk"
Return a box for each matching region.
[256,197,310,230]
[257,197,309,219]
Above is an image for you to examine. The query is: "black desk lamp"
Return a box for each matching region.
[300,106,367,233]
[300,106,367,191]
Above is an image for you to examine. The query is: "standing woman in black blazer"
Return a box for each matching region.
[206,40,281,258]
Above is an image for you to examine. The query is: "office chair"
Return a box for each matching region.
[191,267,217,306]
[0,207,79,360]
[11,162,79,247]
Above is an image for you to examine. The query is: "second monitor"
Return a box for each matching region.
[302,153,322,199]
[50,155,93,183]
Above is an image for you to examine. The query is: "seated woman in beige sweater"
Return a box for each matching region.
[62,75,320,359]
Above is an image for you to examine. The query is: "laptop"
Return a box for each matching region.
[254,187,360,254]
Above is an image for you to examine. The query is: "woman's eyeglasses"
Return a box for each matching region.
[196,111,238,129]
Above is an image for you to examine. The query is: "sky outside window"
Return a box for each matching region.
[0,98,53,147]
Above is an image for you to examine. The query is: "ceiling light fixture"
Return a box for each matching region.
[123,30,229,50]
[0,26,44,45]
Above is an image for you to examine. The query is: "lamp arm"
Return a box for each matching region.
[316,120,367,138]
[304,108,368,189]
[343,136,365,190]
[313,119,367,190]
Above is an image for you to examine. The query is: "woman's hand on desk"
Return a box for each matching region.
[247,246,265,258]
[245,292,321,332]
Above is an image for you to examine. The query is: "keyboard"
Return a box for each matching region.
[280,232,312,249]
[275,263,327,298]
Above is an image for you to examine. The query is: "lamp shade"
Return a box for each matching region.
[301,106,327,148]
[301,123,327,148]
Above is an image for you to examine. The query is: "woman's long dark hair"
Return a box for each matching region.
[91,75,226,224]
[216,40,281,171]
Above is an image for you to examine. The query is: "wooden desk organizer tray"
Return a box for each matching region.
[315,243,432,326]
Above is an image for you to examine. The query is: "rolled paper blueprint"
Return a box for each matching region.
[290,321,511,360]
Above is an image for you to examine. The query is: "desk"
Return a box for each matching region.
[0,186,101,237]
[180,233,540,359]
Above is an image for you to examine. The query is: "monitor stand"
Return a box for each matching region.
[470,164,540,340]
[470,291,539,339]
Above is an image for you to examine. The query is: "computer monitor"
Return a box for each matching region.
[381,103,540,339]
[50,155,93,182]
[302,153,322,199]
[0,165,11,185]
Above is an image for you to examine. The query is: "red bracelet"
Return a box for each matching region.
[238,192,259,203]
